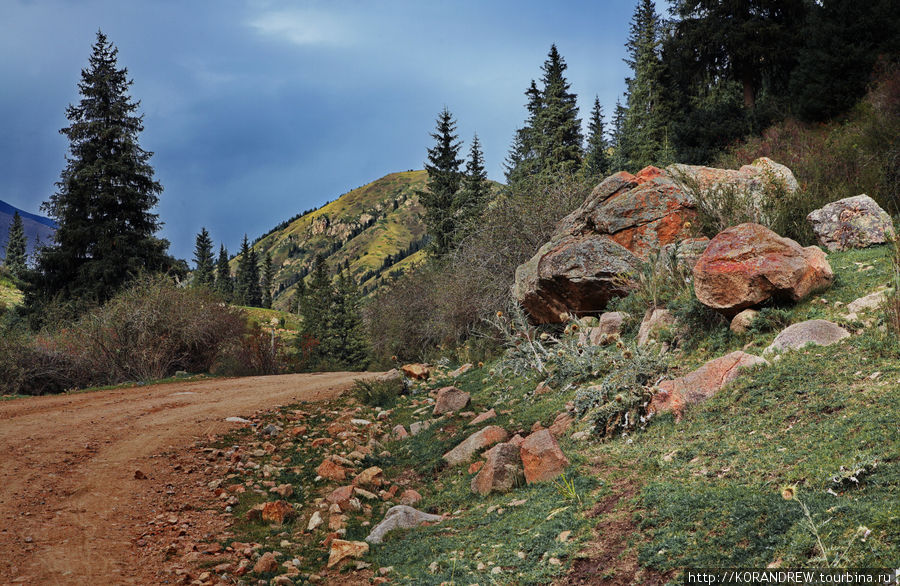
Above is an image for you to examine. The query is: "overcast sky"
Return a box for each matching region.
[1,0,653,259]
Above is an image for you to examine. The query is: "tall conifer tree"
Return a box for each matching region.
[27,31,168,315]
[421,107,463,256]
[261,252,275,309]
[534,44,583,175]
[4,212,27,279]
[621,0,669,170]
[454,134,490,242]
[192,227,214,288]
[583,97,610,181]
[215,244,233,302]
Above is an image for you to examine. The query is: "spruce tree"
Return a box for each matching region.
[261,252,275,309]
[4,212,27,279]
[192,227,214,288]
[534,45,583,176]
[609,99,629,172]
[246,248,261,307]
[215,244,233,302]
[27,31,168,315]
[289,278,305,314]
[298,255,332,364]
[504,81,543,184]
[454,133,490,242]
[234,235,254,306]
[327,270,369,370]
[583,97,610,181]
[421,107,463,256]
[621,0,669,170]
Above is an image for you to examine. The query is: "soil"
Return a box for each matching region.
[0,372,370,585]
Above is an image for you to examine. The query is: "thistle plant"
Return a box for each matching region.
[782,485,872,567]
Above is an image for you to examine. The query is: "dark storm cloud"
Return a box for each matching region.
[1,0,639,259]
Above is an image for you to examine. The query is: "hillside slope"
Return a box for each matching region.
[235,171,429,310]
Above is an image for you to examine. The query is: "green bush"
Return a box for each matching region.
[350,376,405,408]
[0,276,248,394]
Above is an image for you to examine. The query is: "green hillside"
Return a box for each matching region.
[234,170,430,310]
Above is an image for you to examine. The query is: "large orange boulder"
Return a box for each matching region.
[519,429,569,484]
[316,459,349,482]
[514,167,697,324]
[693,223,833,316]
[327,539,369,568]
[442,426,509,466]
[649,351,769,418]
[401,363,431,380]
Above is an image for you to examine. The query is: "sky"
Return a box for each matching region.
[1,0,657,260]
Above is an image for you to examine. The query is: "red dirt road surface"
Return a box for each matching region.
[0,372,371,585]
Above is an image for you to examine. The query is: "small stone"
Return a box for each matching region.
[353,466,384,487]
[253,551,278,574]
[365,505,444,544]
[327,539,369,568]
[398,489,423,506]
[492,566,503,574]
[133,470,147,480]
[557,530,572,542]
[469,408,497,426]
[548,557,561,565]
[730,309,759,334]
[307,511,323,531]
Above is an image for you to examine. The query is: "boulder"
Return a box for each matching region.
[598,311,629,336]
[365,505,443,545]
[513,234,641,324]
[764,320,850,355]
[693,223,834,316]
[261,500,295,525]
[443,426,509,466]
[400,363,431,380]
[636,308,676,347]
[376,369,404,383]
[432,387,471,415]
[471,443,525,496]
[553,166,698,258]
[729,309,759,334]
[392,424,409,439]
[409,420,431,436]
[327,539,369,568]
[520,429,569,484]
[668,157,799,223]
[649,351,769,417]
[846,289,891,317]
[807,195,895,251]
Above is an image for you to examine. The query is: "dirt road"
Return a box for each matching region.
[0,372,371,585]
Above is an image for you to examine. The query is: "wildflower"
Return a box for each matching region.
[557,350,564,357]
[616,340,625,349]
[857,526,871,541]
[564,326,571,335]
[489,369,496,376]
[478,361,484,368]
[390,355,398,362]
[781,485,797,500]
[558,312,569,321]
[683,221,692,230]
[540,333,550,341]
[623,349,634,359]
[571,323,579,331]
[615,394,624,403]
[496,311,504,318]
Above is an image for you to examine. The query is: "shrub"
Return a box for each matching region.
[885,240,900,337]
[212,322,290,377]
[365,175,589,364]
[1,276,249,394]
[351,377,405,409]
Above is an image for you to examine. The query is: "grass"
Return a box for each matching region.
[196,243,898,584]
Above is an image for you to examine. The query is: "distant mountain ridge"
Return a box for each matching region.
[0,199,56,260]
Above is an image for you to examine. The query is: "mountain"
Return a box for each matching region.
[238,170,430,310]
[0,199,56,261]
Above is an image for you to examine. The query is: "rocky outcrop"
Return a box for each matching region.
[764,320,850,355]
[513,234,641,324]
[400,363,431,380]
[471,443,525,495]
[693,223,834,316]
[807,195,895,251]
[365,506,443,544]
[649,351,769,417]
[515,161,795,324]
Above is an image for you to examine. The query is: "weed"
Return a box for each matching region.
[552,473,584,509]
[351,377,405,409]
